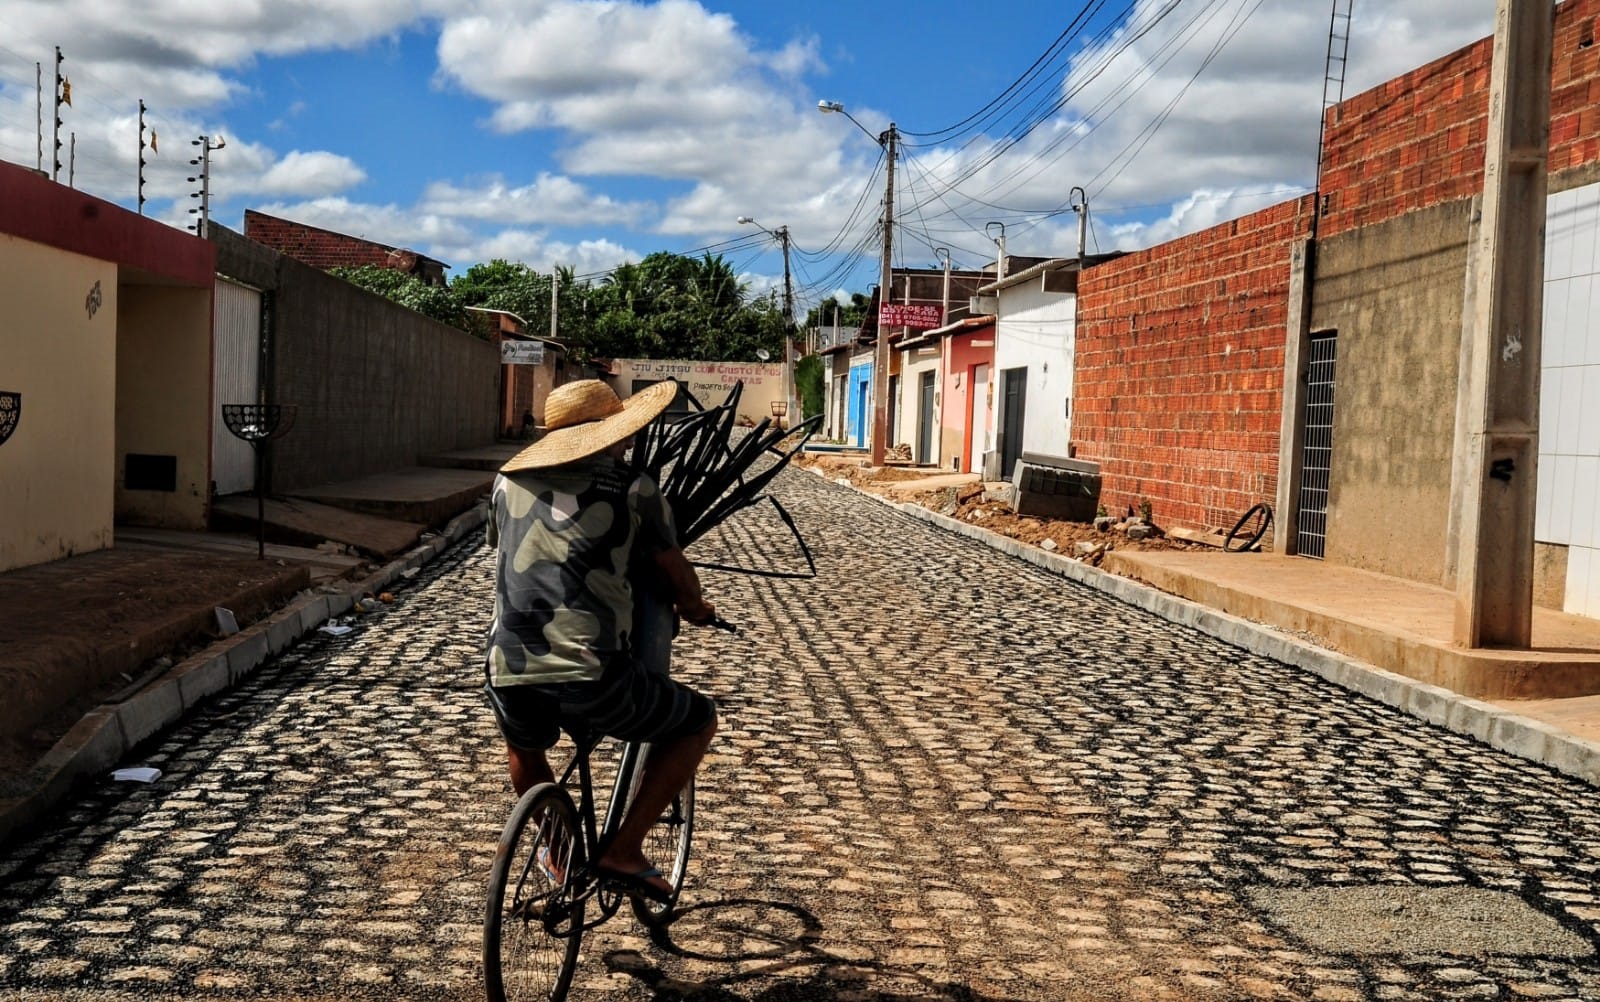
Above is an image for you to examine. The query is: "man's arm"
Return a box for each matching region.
[653,545,715,624]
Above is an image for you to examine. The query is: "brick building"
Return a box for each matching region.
[243,209,449,286]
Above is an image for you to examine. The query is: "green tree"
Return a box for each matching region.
[331,265,473,333]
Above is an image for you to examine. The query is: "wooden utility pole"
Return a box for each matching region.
[1452,0,1553,648]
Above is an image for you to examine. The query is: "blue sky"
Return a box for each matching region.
[0,1,1496,316]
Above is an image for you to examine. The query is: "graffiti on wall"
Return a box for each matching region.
[612,358,784,424]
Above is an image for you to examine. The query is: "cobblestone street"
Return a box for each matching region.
[2,468,1599,1001]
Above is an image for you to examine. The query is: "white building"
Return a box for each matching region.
[979,258,1081,479]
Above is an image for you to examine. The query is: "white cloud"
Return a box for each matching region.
[420,173,648,227]
[257,151,366,196]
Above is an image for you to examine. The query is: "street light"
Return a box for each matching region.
[820,98,898,466]
[738,216,796,429]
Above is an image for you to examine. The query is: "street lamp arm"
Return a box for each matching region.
[817,99,882,147]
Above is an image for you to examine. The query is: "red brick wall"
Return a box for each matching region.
[244,209,415,273]
[1320,0,1600,239]
[1073,196,1315,532]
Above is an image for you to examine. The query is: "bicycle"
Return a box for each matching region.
[482,615,736,1002]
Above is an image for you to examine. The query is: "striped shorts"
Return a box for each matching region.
[484,654,716,752]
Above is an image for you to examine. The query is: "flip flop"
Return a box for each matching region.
[596,865,673,905]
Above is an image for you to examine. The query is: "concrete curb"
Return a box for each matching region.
[0,500,491,846]
[813,469,1600,787]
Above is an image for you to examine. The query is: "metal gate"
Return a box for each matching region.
[917,370,935,464]
[1296,332,1337,558]
[212,279,261,496]
[999,367,1028,481]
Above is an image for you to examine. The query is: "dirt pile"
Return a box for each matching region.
[797,453,1205,562]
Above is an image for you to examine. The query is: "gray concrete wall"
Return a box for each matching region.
[211,226,498,491]
[1309,198,1474,585]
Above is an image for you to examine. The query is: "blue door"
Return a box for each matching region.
[846,363,872,447]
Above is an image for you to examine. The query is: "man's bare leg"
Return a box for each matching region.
[507,744,555,797]
[594,717,716,894]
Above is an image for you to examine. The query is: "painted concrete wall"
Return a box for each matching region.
[1539,178,1600,618]
[1308,199,1473,585]
[898,347,942,464]
[0,235,118,572]
[609,359,783,425]
[211,226,499,491]
[115,285,214,530]
[992,280,1075,459]
[942,329,995,474]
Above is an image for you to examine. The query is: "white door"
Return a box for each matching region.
[969,363,989,474]
[212,279,261,495]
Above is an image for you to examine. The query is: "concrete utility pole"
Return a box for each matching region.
[1452,0,1553,649]
[550,270,559,340]
[777,225,796,429]
[872,123,897,466]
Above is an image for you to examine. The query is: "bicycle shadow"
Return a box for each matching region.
[601,896,1024,1002]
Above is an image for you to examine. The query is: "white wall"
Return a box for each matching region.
[991,278,1075,459]
[899,347,942,465]
[1539,182,1600,618]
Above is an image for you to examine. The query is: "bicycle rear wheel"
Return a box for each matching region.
[629,766,695,927]
[485,783,586,1002]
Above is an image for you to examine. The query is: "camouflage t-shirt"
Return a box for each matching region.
[484,458,677,687]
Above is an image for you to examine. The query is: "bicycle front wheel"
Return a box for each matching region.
[630,771,695,927]
[485,783,586,1002]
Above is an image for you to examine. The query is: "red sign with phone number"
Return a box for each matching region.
[879,303,944,330]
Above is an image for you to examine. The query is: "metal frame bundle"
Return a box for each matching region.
[633,381,822,578]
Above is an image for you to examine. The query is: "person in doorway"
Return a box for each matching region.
[483,378,717,903]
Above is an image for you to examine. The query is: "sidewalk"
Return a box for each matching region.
[0,445,516,844]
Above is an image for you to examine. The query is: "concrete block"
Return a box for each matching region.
[1445,697,1498,743]
[266,610,302,655]
[298,596,332,633]
[225,631,270,684]
[1486,715,1556,764]
[327,592,353,617]
[116,680,185,747]
[1405,685,1454,727]
[174,654,230,709]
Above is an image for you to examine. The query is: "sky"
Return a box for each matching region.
[0,0,1500,317]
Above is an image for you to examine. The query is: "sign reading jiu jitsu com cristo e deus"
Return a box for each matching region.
[609,359,785,426]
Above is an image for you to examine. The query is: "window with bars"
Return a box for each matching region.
[1297,332,1337,559]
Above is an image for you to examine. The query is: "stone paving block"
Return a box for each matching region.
[1,468,1598,1002]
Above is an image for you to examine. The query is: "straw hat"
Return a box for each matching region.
[500,379,678,473]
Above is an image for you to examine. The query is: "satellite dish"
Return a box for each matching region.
[755,349,771,361]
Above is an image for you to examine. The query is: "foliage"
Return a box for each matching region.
[805,292,872,331]
[335,251,801,366]
[331,265,473,334]
[795,354,825,419]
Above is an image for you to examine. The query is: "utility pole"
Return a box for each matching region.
[1070,186,1090,260]
[777,225,795,428]
[1451,0,1553,648]
[871,123,898,466]
[187,134,225,237]
[550,270,560,340]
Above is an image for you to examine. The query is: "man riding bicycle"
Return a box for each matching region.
[483,378,717,904]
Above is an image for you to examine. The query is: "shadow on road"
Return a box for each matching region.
[602,896,1026,1002]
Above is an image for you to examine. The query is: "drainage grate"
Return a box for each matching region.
[1297,332,1337,558]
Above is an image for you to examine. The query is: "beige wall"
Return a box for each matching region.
[1310,199,1474,584]
[115,285,213,530]
[0,235,118,572]
[609,359,785,425]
